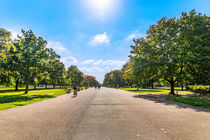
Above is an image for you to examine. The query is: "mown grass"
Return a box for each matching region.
[119,87,193,94]
[0,86,86,92]
[166,96,210,109]
[120,87,210,109]
[0,88,68,110]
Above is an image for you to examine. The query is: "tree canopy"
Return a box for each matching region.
[0,28,99,93]
[103,10,210,94]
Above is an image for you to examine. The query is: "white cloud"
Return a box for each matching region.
[47,41,69,53]
[90,32,110,46]
[81,59,95,65]
[80,59,126,69]
[102,60,126,68]
[60,56,78,67]
[93,60,103,65]
[125,31,146,41]
[78,59,126,83]
[80,66,105,72]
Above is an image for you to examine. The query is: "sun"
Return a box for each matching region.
[89,0,113,15]
[83,0,119,21]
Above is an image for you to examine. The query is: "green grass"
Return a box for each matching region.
[119,87,193,94]
[120,87,210,109]
[166,97,210,109]
[0,86,56,91]
[0,88,68,110]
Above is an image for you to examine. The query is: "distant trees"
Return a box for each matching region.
[103,10,210,94]
[0,28,99,93]
[103,70,126,88]
[83,75,99,87]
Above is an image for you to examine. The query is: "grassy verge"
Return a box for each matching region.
[119,87,209,109]
[119,87,193,94]
[166,96,210,109]
[0,88,68,110]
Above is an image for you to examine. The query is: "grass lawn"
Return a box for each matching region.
[166,96,210,109]
[120,87,210,109]
[119,87,193,95]
[0,88,69,110]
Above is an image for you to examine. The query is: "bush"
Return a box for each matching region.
[188,85,210,95]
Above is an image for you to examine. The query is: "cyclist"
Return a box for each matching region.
[73,85,77,97]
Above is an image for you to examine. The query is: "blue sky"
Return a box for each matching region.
[1,0,210,83]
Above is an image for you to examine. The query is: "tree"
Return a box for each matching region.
[124,10,210,94]
[13,29,59,93]
[0,28,15,86]
[48,59,66,88]
[178,10,210,85]
[146,17,183,94]
[103,72,112,87]
[67,65,84,86]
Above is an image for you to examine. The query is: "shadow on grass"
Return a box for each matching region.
[127,88,190,93]
[133,94,210,113]
[0,94,53,104]
[127,89,163,93]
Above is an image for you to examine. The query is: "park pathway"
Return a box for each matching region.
[0,87,210,140]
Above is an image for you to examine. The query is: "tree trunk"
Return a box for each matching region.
[53,85,55,88]
[25,81,29,94]
[169,81,175,94]
[152,79,154,89]
[34,84,36,89]
[15,78,19,91]
[181,85,184,91]
[137,84,140,90]
[45,83,47,89]
[186,85,189,90]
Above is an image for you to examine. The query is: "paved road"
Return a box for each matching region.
[0,88,210,140]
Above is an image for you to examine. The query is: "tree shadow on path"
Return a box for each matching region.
[133,94,210,113]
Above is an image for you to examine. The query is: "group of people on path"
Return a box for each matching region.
[95,85,101,89]
[65,84,101,97]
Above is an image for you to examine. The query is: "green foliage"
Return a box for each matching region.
[103,70,126,88]
[67,65,84,86]
[188,85,210,95]
[83,75,99,87]
[0,28,14,86]
[122,10,210,94]
[0,28,95,93]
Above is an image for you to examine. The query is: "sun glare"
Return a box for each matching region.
[83,0,119,21]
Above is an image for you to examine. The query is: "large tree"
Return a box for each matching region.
[0,28,15,86]
[13,30,59,93]
[124,10,210,94]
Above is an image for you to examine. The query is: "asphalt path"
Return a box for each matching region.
[0,87,210,140]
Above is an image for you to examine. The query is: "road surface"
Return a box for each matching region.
[0,88,210,140]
